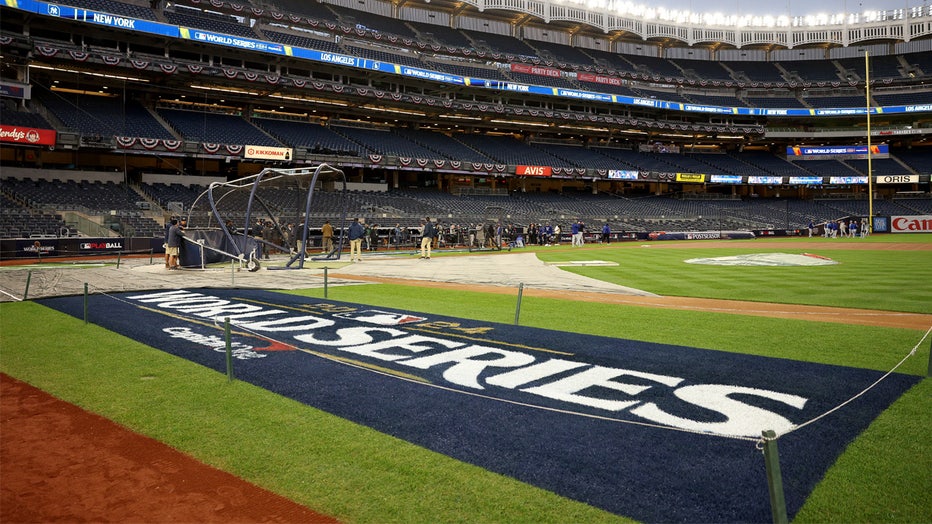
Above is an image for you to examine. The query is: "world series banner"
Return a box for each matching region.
[38,289,921,523]
[787,144,889,160]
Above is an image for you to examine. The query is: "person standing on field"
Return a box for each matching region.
[348,218,365,262]
[321,220,334,253]
[421,217,437,259]
[165,218,185,270]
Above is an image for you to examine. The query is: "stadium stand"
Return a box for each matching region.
[253,119,365,156]
[719,61,784,83]
[157,109,281,146]
[262,30,343,54]
[266,0,337,21]
[58,0,157,20]
[163,7,259,39]
[34,87,174,139]
[1,0,930,246]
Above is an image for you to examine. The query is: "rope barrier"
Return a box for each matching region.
[771,324,931,440]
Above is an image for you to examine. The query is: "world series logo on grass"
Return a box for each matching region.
[38,288,920,522]
[127,289,808,438]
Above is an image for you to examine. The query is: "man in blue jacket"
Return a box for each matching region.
[348,217,365,262]
[421,217,436,259]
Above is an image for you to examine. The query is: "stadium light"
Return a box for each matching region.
[361,105,426,116]
[489,119,550,127]
[439,114,483,121]
[268,94,349,107]
[28,64,148,83]
[189,84,259,96]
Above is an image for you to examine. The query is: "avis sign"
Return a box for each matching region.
[515,165,552,177]
[890,215,932,233]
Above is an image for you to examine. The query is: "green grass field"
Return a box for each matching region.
[2,235,930,523]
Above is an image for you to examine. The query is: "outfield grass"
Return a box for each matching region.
[535,236,932,313]
[1,235,930,523]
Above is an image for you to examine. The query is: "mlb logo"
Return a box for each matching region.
[334,310,427,326]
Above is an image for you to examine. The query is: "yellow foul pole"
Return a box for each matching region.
[865,51,874,231]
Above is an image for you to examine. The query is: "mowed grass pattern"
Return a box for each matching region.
[537,240,932,313]
[1,234,930,522]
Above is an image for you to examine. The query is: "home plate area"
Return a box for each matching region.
[39,289,919,523]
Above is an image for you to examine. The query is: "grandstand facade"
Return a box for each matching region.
[1,0,930,250]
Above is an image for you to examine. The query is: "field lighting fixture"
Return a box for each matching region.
[438,114,483,121]
[268,94,350,107]
[28,64,149,83]
[489,119,551,127]
[189,84,260,96]
[360,105,426,116]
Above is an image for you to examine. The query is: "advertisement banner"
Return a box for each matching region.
[79,239,125,252]
[510,63,562,78]
[876,175,919,184]
[576,73,623,86]
[748,176,783,185]
[788,176,824,185]
[0,82,30,99]
[244,145,293,161]
[0,125,57,146]
[607,170,639,180]
[787,145,889,160]
[675,173,705,183]
[515,165,552,177]
[710,175,743,184]
[829,176,868,185]
[890,215,932,233]
[872,216,889,233]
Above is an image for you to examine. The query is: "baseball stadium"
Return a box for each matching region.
[1,0,931,522]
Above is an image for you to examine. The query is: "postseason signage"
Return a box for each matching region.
[787,145,889,160]
[38,289,921,523]
[78,290,830,437]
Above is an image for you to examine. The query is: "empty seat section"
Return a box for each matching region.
[158,109,280,146]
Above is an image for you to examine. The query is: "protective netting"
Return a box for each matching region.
[182,164,347,269]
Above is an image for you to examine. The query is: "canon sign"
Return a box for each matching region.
[890,215,932,233]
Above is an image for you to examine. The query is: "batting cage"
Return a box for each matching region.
[179,164,348,270]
